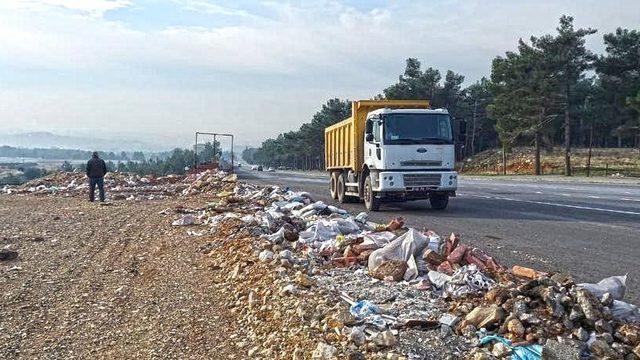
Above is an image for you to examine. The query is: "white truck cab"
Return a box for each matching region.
[362,108,457,209]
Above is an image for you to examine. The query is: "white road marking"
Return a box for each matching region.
[467,194,640,216]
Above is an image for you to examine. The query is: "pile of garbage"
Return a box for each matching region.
[1,170,237,200]
[8,169,638,358]
[162,174,640,359]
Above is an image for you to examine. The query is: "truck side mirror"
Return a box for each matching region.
[365,133,374,142]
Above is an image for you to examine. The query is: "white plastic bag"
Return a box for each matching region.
[368,228,429,281]
[298,220,339,244]
[263,227,286,243]
[426,232,443,254]
[611,300,640,322]
[363,232,396,248]
[428,270,451,288]
[172,214,195,226]
[578,275,627,300]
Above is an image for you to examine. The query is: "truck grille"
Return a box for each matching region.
[400,160,442,167]
[403,173,441,187]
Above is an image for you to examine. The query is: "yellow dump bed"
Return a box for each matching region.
[324,100,430,171]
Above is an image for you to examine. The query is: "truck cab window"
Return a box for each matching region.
[372,119,381,143]
[366,118,381,143]
[384,113,453,144]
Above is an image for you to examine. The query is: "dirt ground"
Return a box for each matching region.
[0,195,245,359]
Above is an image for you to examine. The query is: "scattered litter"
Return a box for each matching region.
[578,274,627,300]
[349,300,380,319]
[172,214,195,226]
[479,335,542,360]
[0,249,18,261]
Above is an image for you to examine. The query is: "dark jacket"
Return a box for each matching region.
[86,157,107,178]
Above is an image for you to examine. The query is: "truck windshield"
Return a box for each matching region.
[383,113,453,145]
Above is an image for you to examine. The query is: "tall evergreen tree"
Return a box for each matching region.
[597,28,640,148]
[532,15,597,175]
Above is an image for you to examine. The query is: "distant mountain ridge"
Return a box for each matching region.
[0,131,163,152]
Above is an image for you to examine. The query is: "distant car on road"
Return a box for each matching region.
[267,167,275,172]
[257,165,263,171]
[251,165,258,170]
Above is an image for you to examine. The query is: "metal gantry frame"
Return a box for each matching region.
[194,132,234,172]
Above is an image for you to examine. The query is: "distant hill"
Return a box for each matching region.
[0,132,163,152]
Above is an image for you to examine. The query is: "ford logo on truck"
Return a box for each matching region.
[417,148,427,153]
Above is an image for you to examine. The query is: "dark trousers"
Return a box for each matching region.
[89,177,105,202]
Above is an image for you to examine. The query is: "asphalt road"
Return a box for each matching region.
[239,169,640,303]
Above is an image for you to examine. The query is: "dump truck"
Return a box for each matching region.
[324,100,459,211]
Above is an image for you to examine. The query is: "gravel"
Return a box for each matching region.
[0,195,242,359]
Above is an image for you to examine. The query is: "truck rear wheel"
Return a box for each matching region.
[329,172,338,200]
[337,173,347,203]
[430,193,449,210]
[364,174,380,211]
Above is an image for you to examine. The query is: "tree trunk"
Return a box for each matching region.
[470,99,478,156]
[534,130,541,175]
[587,124,593,177]
[502,145,507,175]
[579,118,584,147]
[564,84,572,176]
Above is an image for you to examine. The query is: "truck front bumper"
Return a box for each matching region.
[374,171,458,193]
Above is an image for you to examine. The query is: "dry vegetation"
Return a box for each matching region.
[461,147,640,177]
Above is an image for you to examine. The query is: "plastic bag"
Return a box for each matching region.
[428,270,451,288]
[263,227,286,244]
[172,214,195,226]
[298,220,339,244]
[368,229,429,281]
[578,275,627,300]
[349,300,380,319]
[298,218,360,246]
[287,191,313,204]
[611,300,640,322]
[363,231,397,248]
[479,335,542,360]
[443,264,496,297]
[332,218,361,234]
[355,212,368,223]
[426,231,443,254]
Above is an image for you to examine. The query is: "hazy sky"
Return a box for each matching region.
[1,0,639,148]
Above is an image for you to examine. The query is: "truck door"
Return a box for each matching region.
[364,117,384,170]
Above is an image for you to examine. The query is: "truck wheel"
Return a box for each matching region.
[330,172,338,199]
[364,174,380,211]
[430,193,449,210]
[337,173,346,203]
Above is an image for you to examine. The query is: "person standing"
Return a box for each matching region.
[86,151,107,202]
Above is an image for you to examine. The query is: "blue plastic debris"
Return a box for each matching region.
[349,300,380,319]
[479,335,542,360]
